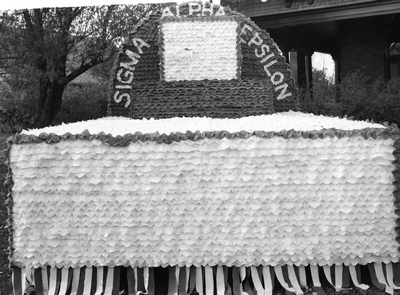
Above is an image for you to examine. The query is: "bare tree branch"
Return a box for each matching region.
[63,55,102,85]
[2,4,152,127]
[22,10,34,38]
[0,56,20,60]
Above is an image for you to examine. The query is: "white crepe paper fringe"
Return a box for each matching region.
[13,263,400,295]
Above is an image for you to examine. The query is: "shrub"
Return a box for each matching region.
[338,71,382,122]
[0,80,109,132]
[339,72,400,126]
[299,70,400,127]
[0,81,37,133]
[51,82,108,126]
[298,69,338,116]
[375,77,400,126]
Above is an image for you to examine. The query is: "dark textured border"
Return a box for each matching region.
[5,126,400,147]
[110,1,299,117]
[4,126,400,265]
[128,80,275,119]
[3,135,15,269]
[107,8,156,117]
[236,14,298,111]
[393,137,400,251]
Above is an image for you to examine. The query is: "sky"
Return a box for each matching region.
[312,52,335,81]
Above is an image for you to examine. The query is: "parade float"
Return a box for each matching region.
[5,2,400,294]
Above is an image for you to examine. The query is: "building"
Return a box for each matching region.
[231,0,400,90]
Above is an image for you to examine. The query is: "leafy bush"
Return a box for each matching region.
[52,82,108,126]
[338,71,381,122]
[0,81,37,133]
[339,72,400,126]
[0,80,109,132]
[299,70,400,127]
[299,69,337,115]
[374,77,400,126]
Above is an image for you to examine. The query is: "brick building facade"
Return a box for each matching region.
[230,0,400,89]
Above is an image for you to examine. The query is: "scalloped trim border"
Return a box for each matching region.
[5,126,399,146]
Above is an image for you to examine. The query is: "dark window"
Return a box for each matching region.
[387,42,400,79]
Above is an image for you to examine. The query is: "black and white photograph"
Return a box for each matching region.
[1,0,400,294]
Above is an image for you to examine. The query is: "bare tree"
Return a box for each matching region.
[0,4,150,127]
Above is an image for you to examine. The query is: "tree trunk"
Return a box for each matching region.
[36,79,65,128]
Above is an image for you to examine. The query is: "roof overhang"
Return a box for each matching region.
[251,1,400,28]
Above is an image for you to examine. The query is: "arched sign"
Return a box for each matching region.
[110,1,298,118]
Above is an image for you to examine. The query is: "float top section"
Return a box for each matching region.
[109,1,298,119]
